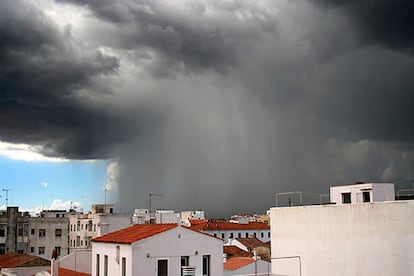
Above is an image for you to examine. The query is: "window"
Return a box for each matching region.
[55,246,61,256]
[31,228,35,235]
[31,247,34,253]
[18,225,24,236]
[0,229,5,237]
[238,233,241,238]
[39,247,45,255]
[96,254,100,276]
[245,232,248,238]
[157,259,168,276]
[363,191,371,203]
[81,240,83,246]
[39,229,46,237]
[202,255,210,276]
[56,214,60,218]
[0,244,5,255]
[221,233,224,239]
[55,229,62,237]
[76,236,80,247]
[122,257,126,276]
[88,220,93,231]
[77,221,80,231]
[229,232,234,238]
[70,225,72,232]
[181,256,189,266]
[268,232,270,238]
[342,192,351,204]
[261,232,264,238]
[104,255,108,276]
[81,224,83,230]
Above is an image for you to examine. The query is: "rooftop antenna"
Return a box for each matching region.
[103,187,109,213]
[148,193,163,214]
[3,189,12,207]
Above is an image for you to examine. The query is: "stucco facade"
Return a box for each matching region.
[270,200,414,276]
[92,225,223,276]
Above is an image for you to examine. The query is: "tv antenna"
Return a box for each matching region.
[3,188,12,207]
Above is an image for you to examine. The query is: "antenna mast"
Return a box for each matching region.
[3,189,12,207]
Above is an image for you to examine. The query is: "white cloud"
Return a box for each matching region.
[42,182,48,188]
[20,199,82,216]
[103,161,119,191]
[0,141,68,162]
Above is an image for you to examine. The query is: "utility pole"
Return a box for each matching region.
[3,189,12,207]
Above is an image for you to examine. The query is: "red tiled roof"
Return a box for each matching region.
[223,246,251,258]
[92,223,178,244]
[189,221,270,231]
[224,257,255,270]
[236,237,268,249]
[0,253,48,269]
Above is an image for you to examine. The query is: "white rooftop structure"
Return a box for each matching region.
[330,182,395,204]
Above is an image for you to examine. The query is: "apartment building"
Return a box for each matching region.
[0,207,70,259]
[68,204,131,253]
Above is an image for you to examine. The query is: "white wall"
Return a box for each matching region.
[270,200,414,276]
[59,249,92,274]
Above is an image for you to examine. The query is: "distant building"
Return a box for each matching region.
[68,204,131,253]
[0,207,70,259]
[270,183,414,276]
[0,253,50,275]
[189,220,270,243]
[92,223,223,276]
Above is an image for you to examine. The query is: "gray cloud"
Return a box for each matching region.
[1,0,413,216]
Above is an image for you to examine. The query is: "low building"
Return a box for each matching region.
[330,182,395,204]
[91,223,223,276]
[0,253,50,276]
[270,198,414,275]
[223,256,270,276]
[189,220,270,243]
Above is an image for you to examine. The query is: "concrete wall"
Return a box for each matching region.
[270,200,414,276]
[92,226,223,276]
[59,249,92,274]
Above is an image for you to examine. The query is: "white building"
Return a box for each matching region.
[69,204,131,253]
[189,221,271,243]
[330,182,395,204]
[92,223,223,276]
[270,199,414,276]
[224,257,270,276]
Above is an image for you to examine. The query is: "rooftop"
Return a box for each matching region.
[189,220,270,231]
[92,223,178,244]
[224,257,255,270]
[0,253,50,269]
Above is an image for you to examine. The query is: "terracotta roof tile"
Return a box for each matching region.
[92,223,178,244]
[224,257,255,270]
[189,221,270,231]
[0,253,49,269]
[223,246,251,258]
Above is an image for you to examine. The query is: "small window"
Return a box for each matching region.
[221,233,224,239]
[181,256,189,266]
[238,233,241,238]
[31,228,35,235]
[55,229,62,237]
[363,191,371,203]
[342,193,351,204]
[38,247,45,255]
[122,257,126,276]
[229,232,234,238]
[104,255,108,276]
[96,254,100,276]
[39,229,46,237]
[245,233,248,238]
[261,232,264,238]
[31,247,34,253]
[55,246,61,256]
[70,225,72,232]
[268,232,270,238]
[0,229,5,237]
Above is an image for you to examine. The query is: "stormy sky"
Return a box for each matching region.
[1,0,414,216]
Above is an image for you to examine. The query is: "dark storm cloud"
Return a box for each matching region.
[312,0,414,52]
[1,0,414,216]
[0,0,124,158]
[57,0,277,75]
